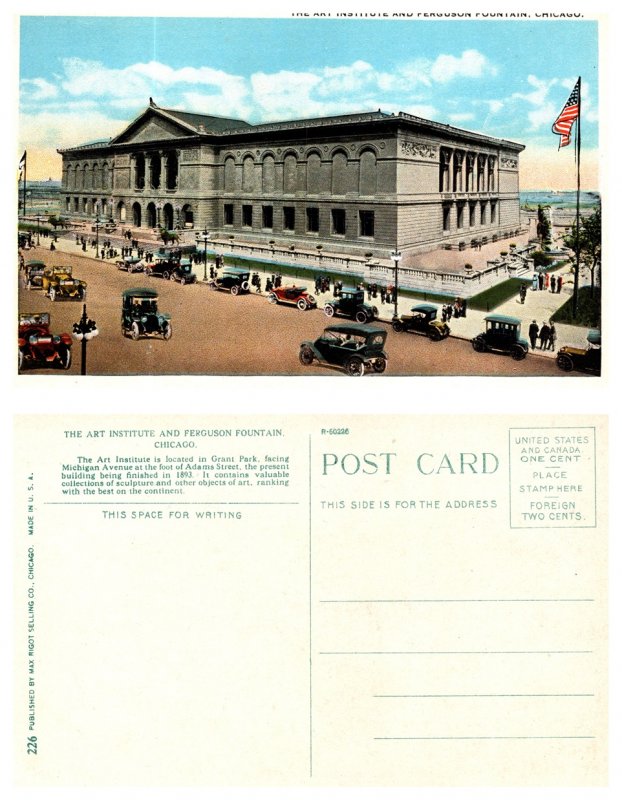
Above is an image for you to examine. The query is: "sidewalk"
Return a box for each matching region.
[32,230,593,358]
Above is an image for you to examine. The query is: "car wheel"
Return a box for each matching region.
[307,294,316,305]
[131,322,141,341]
[297,298,308,311]
[511,344,527,361]
[324,304,335,317]
[145,268,152,277]
[163,322,172,341]
[557,354,574,372]
[163,271,170,280]
[209,281,219,291]
[371,305,379,319]
[241,281,250,292]
[373,357,387,373]
[392,320,404,333]
[472,337,486,352]
[79,287,86,300]
[299,346,314,366]
[231,284,240,296]
[58,347,72,370]
[355,310,368,324]
[49,287,56,301]
[429,329,442,342]
[268,292,278,304]
[345,357,365,377]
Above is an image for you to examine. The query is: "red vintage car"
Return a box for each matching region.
[267,284,317,310]
[18,312,72,371]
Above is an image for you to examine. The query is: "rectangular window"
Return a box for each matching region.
[359,210,374,238]
[262,205,273,230]
[242,204,253,228]
[442,205,451,232]
[283,206,295,231]
[331,209,346,236]
[490,201,497,224]
[306,207,319,233]
[223,204,234,226]
[469,203,476,227]
[456,203,465,229]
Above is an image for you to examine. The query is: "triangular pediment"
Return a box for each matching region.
[111,109,197,145]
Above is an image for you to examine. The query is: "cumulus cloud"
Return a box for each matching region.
[20,77,58,102]
[430,49,496,83]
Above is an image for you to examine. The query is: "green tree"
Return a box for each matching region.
[536,204,551,245]
[563,205,601,297]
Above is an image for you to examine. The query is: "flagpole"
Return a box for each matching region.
[22,152,27,219]
[573,77,581,318]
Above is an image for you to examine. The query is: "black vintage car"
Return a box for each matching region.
[121,288,172,340]
[471,314,529,360]
[23,259,46,289]
[299,323,388,376]
[208,265,251,295]
[116,256,144,273]
[392,303,450,340]
[144,259,178,280]
[169,259,197,285]
[556,330,601,375]
[323,288,379,323]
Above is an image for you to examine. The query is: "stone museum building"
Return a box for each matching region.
[58,99,525,259]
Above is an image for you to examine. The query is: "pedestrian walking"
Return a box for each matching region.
[519,284,527,304]
[544,272,550,290]
[528,320,539,350]
[550,274,557,293]
[539,321,551,350]
[548,321,557,351]
[538,272,544,290]
[557,275,563,293]
[532,273,538,291]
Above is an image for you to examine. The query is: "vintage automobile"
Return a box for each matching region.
[121,288,172,341]
[471,314,529,360]
[556,330,601,375]
[18,312,72,371]
[41,265,87,301]
[23,259,46,289]
[208,265,251,295]
[169,259,198,285]
[267,284,317,310]
[323,288,379,323]
[392,303,451,340]
[144,258,178,279]
[299,323,388,376]
[116,256,144,273]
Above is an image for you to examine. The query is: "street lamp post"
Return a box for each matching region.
[72,304,99,376]
[201,230,210,281]
[94,210,101,259]
[390,249,402,319]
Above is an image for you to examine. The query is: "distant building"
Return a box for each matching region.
[57,100,525,258]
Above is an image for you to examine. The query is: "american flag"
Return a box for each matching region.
[552,80,580,148]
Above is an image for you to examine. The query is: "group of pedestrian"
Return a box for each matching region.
[532,270,564,293]
[442,298,467,322]
[528,319,557,351]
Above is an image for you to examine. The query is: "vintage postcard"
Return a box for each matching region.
[13,413,607,786]
[15,11,602,378]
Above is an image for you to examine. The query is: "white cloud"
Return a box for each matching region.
[430,49,496,83]
[20,110,125,149]
[20,78,58,102]
[449,112,475,123]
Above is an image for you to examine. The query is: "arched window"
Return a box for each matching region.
[283,152,297,194]
[359,149,377,196]
[132,202,142,228]
[331,150,348,195]
[306,151,321,194]
[224,156,236,192]
[262,154,276,193]
[242,155,255,192]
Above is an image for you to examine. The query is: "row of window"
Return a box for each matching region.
[223,203,375,238]
[442,200,498,231]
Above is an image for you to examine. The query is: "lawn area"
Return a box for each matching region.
[466,278,529,312]
[551,286,601,328]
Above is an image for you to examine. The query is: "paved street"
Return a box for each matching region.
[18,237,593,378]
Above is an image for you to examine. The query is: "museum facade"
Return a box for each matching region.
[58,100,525,258]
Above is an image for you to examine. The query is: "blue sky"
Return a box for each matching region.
[19,16,599,188]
